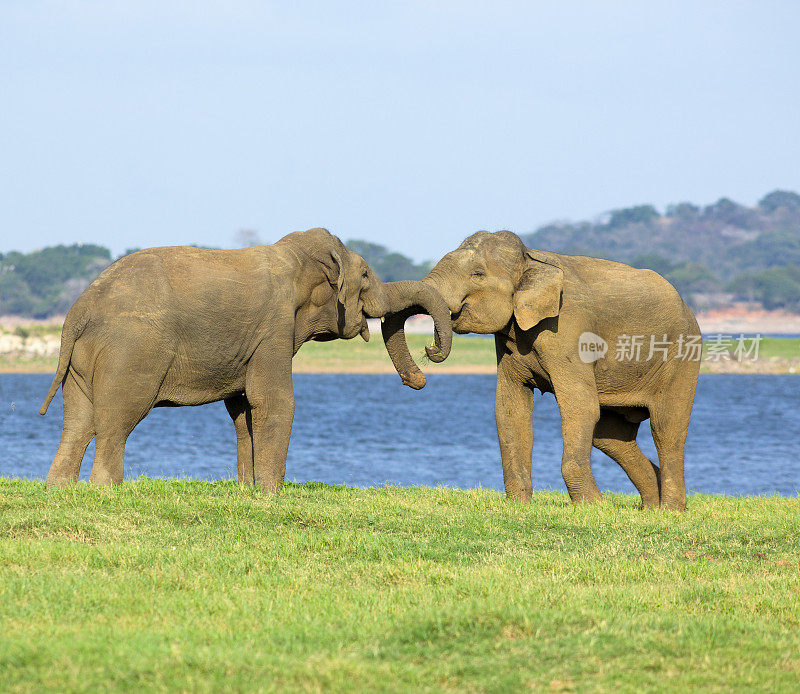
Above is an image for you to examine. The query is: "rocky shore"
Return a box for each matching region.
[0,329,60,360]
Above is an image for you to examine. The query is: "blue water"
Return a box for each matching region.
[0,374,798,496]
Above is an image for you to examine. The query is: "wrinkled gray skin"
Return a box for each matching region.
[383,231,699,510]
[40,228,451,492]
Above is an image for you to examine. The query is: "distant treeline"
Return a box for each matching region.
[521,189,800,311]
[0,244,112,318]
[343,239,431,282]
[0,239,431,318]
[2,189,800,317]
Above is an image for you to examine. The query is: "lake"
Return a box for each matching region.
[0,373,797,497]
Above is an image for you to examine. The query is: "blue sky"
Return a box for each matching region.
[1,1,798,261]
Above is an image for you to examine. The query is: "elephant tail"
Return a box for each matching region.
[39,312,86,415]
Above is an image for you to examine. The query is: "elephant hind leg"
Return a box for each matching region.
[88,349,169,486]
[90,398,154,485]
[593,411,660,509]
[46,371,95,488]
[649,403,690,511]
[225,394,254,484]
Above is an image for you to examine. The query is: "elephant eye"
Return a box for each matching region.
[471,271,486,279]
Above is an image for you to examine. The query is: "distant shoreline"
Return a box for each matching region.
[2,363,798,376]
[1,321,799,376]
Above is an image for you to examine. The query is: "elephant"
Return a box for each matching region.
[382,230,699,510]
[39,227,452,491]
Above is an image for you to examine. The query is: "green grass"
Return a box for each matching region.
[0,354,59,373]
[293,334,496,372]
[755,337,800,360]
[294,335,800,374]
[1,480,798,692]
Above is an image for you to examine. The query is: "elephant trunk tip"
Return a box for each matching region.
[400,371,427,390]
[425,344,447,363]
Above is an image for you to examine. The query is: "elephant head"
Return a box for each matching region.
[279,228,452,388]
[381,231,563,376]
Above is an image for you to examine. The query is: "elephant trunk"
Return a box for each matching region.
[370,280,452,390]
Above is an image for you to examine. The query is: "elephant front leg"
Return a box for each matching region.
[495,366,534,502]
[552,374,602,504]
[224,394,255,484]
[245,352,295,495]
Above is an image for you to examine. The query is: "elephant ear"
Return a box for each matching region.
[513,251,564,331]
[330,248,368,338]
[358,315,370,342]
[330,249,347,306]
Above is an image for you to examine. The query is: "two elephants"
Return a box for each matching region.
[41,228,698,510]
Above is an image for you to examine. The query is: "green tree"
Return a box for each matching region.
[732,230,800,270]
[606,205,659,229]
[631,253,675,276]
[702,197,757,227]
[0,243,111,317]
[728,266,800,310]
[758,190,800,213]
[665,202,700,220]
[666,262,721,299]
[345,240,430,281]
[0,271,35,315]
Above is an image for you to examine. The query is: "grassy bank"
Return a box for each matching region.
[299,335,800,374]
[1,480,798,692]
[3,332,799,375]
[294,333,496,373]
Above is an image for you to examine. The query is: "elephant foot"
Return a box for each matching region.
[568,487,603,504]
[571,495,603,505]
[87,471,122,486]
[659,479,686,511]
[639,493,660,510]
[255,480,282,495]
[659,496,686,511]
[504,485,532,503]
[45,475,78,490]
[562,461,602,505]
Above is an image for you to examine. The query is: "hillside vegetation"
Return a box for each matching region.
[522,189,800,310]
[0,244,111,317]
[0,240,431,319]
[2,189,799,317]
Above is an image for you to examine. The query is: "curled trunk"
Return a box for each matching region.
[369,280,452,390]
